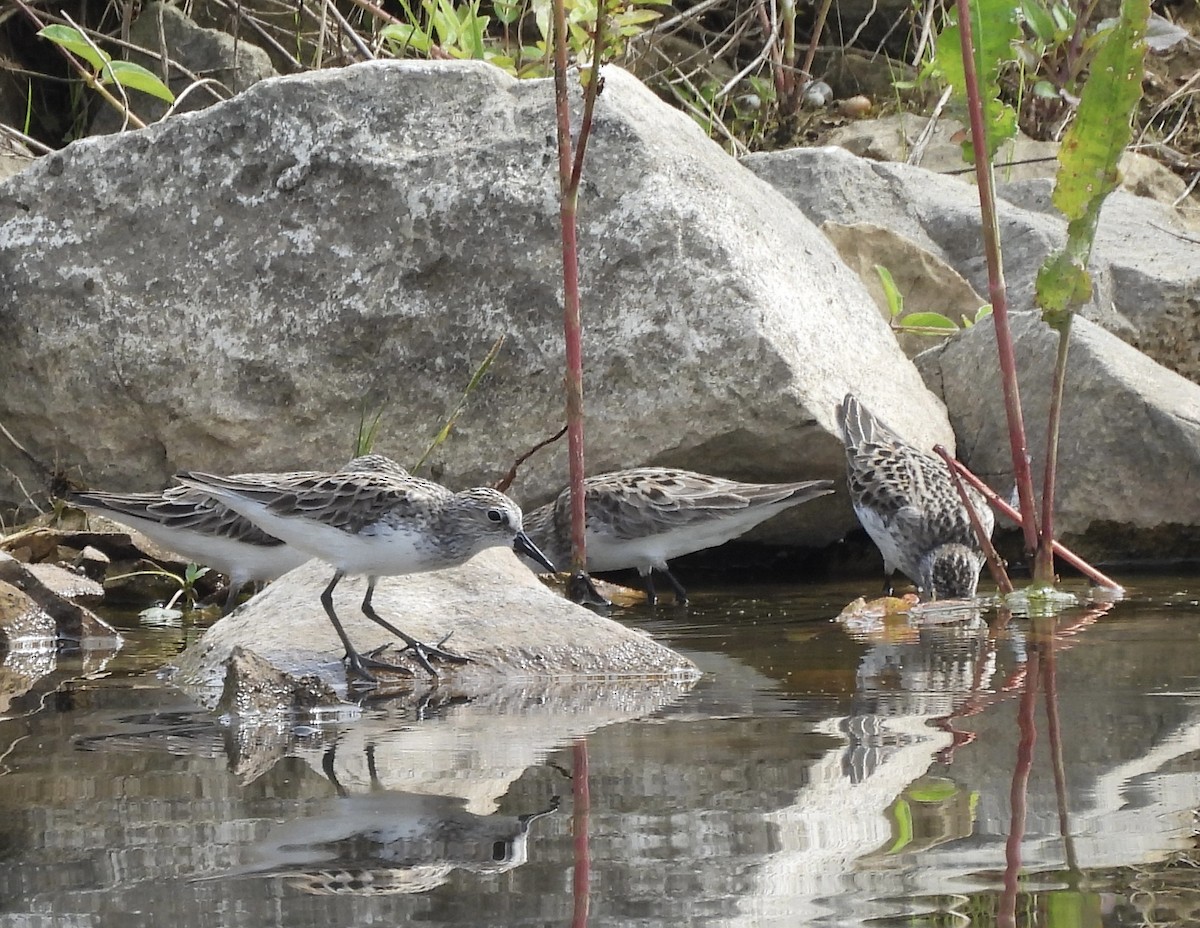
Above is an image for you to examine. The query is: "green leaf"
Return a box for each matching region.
[614,8,661,25]
[935,0,1022,160]
[99,60,176,102]
[1037,0,1148,325]
[38,24,111,72]
[874,265,904,319]
[1052,0,1148,222]
[1020,0,1057,44]
[379,23,435,53]
[886,799,914,853]
[898,312,960,331]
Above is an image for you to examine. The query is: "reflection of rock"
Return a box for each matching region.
[169,549,699,711]
[0,550,120,711]
[207,791,558,894]
[296,677,695,814]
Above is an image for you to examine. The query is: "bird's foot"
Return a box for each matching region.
[567,570,611,609]
[344,646,415,682]
[387,632,471,677]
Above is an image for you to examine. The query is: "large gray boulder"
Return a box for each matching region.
[743,146,1200,386]
[915,312,1200,558]
[0,60,952,549]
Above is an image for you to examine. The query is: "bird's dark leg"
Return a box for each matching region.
[220,581,243,615]
[640,570,659,607]
[320,571,412,682]
[359,577,469,678]
[883,570,895,597]
[661,568,690,606]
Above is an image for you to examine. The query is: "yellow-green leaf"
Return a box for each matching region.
[379,23,435,53]
[38,24,111,72]
[899,311,959,330]
[100,60,175,102]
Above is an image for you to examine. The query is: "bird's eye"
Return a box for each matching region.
[487,509,505,524]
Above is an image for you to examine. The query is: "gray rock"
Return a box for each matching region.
[89,2,277,135]
[169,547,699,708]
[823,113,1194,209]
[744,145,1200,386]
[0,550,117,639]
[915,312,1200,558]
[0,61,953,550]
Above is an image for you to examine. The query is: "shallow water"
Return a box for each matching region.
[1,576,1198,928]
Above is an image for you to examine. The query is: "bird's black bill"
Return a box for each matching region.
[514,531,557,572]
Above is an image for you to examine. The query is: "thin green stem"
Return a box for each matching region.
[1035,319,1072,584]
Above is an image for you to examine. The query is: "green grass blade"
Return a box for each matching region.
[411,334,506,474]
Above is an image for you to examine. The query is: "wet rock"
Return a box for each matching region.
[743,145,1200,386]
[216,646,341,716]
[0,581,55,643]
[0,61,953,551]
[73,545,111,583]
[0,551,117,639]
[915,312,1200,559]
[170,547,699,710]
[24,561,105,603]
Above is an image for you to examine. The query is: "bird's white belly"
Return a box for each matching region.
[854,504,916,580]
[199,495,440,577]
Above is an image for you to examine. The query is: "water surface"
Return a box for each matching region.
[1,577,1198,927]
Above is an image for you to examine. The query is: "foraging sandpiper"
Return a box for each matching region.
[520,467,834,605]
[837,394,993,600]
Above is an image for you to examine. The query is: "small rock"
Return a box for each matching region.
[74,545,111,583]
[25,562,105,604]
[0,551,117,639]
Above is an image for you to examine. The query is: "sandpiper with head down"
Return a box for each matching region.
[837,394,993,600]
[175,461,557,682]
[68,454,409,613]
[520,467,835,605]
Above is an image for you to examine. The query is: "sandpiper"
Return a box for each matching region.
[520,467,835,605]
[68,454,408,612]
[837,394,994,600]
[174,464,557,682]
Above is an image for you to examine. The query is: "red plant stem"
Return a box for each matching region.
[953,0,1040,556]
[938,452,1124,592]
[567,0,606,192]
[1000,640,1039,928]
[571,738,591,928]
[552,0,588,571]
[934,445,1014,594]
[1035,320,1072,584]
[1040,618,1079,873]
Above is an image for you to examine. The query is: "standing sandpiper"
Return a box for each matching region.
[68,454,409,612]
[837,394,993,600]
[520,467,834,605]
[175,462,556,682]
